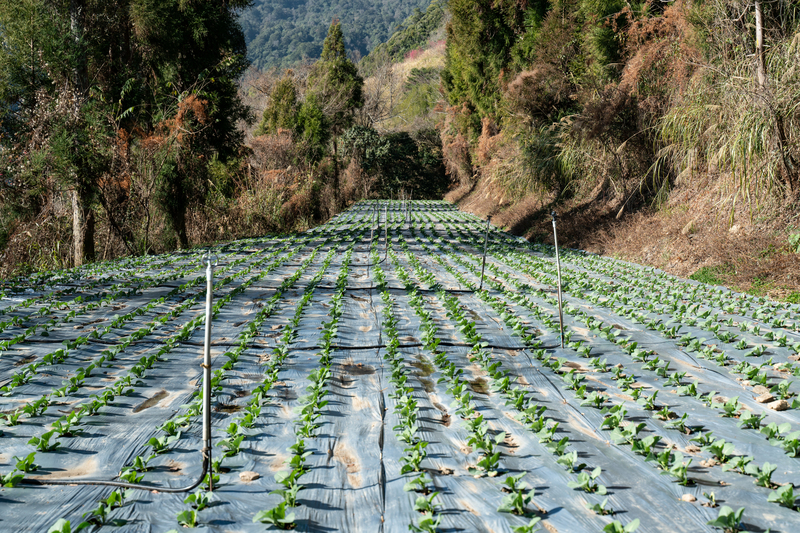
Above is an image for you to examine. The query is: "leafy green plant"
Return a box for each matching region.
[408,514,442,533]
[511,517,541,532]
[706,506,745,532]
[13,452,38,473]
[567,466,607,495]
[28,429,60,452]
[768,484,798,510]
[586,497,613,515]
[602,519,639,532]
[184,490,210,511]
[744,461,777,488]
[176,509,198,528]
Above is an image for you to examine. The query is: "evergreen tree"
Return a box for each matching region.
[255,76,299,136]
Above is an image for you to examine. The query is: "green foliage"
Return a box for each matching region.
[360,0,446,75]
[340,126,447,198]
[242,0,434,71]
[307,20,364,136]
[255,76,299,136]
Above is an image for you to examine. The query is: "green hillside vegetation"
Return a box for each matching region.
[439,0,800,299]
[358,0,446,76]
[440,0,800,203]
[241,0,434,71]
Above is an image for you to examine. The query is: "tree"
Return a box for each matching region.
[255,75,299,136]
[305,20,364,203]
[0,0,253,261]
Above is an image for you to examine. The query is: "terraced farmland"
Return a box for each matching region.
[2,200,800,532]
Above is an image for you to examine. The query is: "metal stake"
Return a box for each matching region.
[551,212,565,348]
[479,216,491,291]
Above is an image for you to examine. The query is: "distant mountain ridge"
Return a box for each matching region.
[241,0,434,71]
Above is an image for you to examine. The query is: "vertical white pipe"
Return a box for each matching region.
[202,255,213,490]
[551,212,565,348]
[479,216,491,291]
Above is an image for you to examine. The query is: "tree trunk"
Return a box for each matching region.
[72,188,95,266]
[754,0,767,90]
[70,0,95,266]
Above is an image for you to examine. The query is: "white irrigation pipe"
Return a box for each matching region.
[479,216,491,291]
[551,212,565,348]
[21,255,217,493]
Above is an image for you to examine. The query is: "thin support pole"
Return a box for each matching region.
[384,203,388,262]
[551,212,565,348]
[479,216,491,291]
[202,253,215,491]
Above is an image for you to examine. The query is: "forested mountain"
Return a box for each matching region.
[241,0,433,70]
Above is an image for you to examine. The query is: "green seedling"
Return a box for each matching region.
[703,491,718,508]
[497,476,533,515]
[404,472,433,494]
[2,409,22,426]
[511,517,542,533]
[23,396,50,417]
[761,422,791,443]
[148,433,180,454]
[704,438,735,462]
[580,391,606,409]
[631,435,660,456]
[676,381,699,397]
[586,497,613,515]
[271,470,303,507]
[13,452,38,473]
[780,432,800,457]
[714,396,741,417]
[567,466,607,495]
[216,434,245,457]
[414,491,441,515]
[602,519,640,533]
[400,441,428,474]
[654,406,672,421]
[721,455,752,474]
[744,461,777,488]
[706,505,745,532]
[119,468,144,484]
[47,518,88,533]
[28,429,60,452]
[176,509,198,528]
[646,449,673,470]
[408,515,442,533]
[771,380,794,400]
[737,411,765,430]
[600,405,626,430]
[82,500,124,527]
[663,451,692,485]
[546,436,570,456]
[2,469,25,487]
[637,390,658,410]
[768,484,798,510]
[557,451,587,472]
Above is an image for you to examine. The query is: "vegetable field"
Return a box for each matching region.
[2,200,800,533]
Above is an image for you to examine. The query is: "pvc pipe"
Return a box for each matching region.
[551,212,565,348]
[479,216,491,291]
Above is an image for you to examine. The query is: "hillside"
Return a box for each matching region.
[241,0,434,70]
[436,0,800,304]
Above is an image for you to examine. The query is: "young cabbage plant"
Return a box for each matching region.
[706,505,745,532]
[567,467,607,495]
